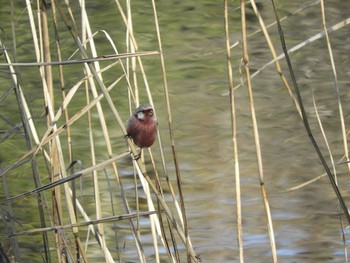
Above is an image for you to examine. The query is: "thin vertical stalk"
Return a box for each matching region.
[151,1,192,262]
[79,0,109,261]
[28,1,88,261]
[40,0,53,102]
[224,1,243,262]
[311,94,347,257]
[86,83,108,261]
[1,170,20,262]
[53,2,148,261]
[125,0,139,105]
[35,0,65,260]
[271,0,350,225]
[123,3,151,260]
[241,0,278,262]
[113,1,199,261]
[79,1,142,261]
[319,1,348,259]
[1,18,51,263]
[249,0,301,117]
[51,0,73,163]
[53,4,199,259]
[320,0,350,176]
[39,5,58,259]
[10,0,17,62]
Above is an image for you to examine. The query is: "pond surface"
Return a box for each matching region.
[1,0,350,262]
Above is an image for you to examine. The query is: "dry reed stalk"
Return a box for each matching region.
[1,153,129,204]
[40,3,73,261]
[27,1,68,261]
[62,0,197,261]
[114,1,198,261]
[0,42,52,262]
[319,0,348,259]
[114,0,155,107]
[11,210,157,236]
[113,8,161,206]
[1,165,20,261]
[0,74,122,181]
[79,2,116,261]
[83,1,145,262]
[271,0,350,225]
[3,1,349,261]
[320,0,350,182]
[311,91,348,260]
[1,0,200,262]
[151,0,195,261]
[232,16,350,93]
[117,4,161,260]
[0,38,24,262]
[0,51,159,67]
[224,1,243,262]
[249,0,301,117]
[240,0,278,262]
[33,1,135,261]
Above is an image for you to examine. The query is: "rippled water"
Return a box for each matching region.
[160,2,350,261]
[1,0,350,262]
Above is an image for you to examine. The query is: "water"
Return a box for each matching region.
[1,0,350,262]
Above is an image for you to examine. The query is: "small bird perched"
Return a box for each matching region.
[126,103,157,150]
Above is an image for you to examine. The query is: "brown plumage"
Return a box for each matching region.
[127,103,157,148]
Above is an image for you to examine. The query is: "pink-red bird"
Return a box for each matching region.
[127,103,157,149]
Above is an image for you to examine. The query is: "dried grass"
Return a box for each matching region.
[0,0,198,262]
[1,0,350,262]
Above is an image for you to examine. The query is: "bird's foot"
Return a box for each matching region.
[130,148,142,161]
[133,152,141,160]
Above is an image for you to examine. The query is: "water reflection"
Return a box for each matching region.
[1,0,350,262]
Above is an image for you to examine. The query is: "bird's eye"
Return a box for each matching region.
[146,109,153,115]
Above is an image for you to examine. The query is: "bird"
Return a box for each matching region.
[126,103,158,151]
